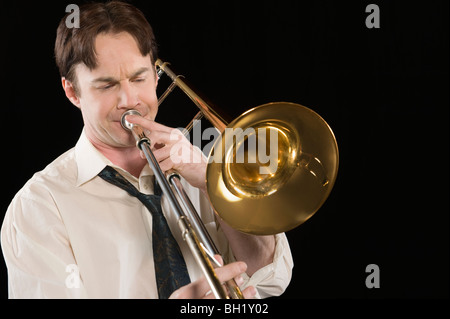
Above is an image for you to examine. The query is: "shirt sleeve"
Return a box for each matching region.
[228,232,293,299]
[1,182,87,298]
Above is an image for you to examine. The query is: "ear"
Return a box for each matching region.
[61,77,81,109]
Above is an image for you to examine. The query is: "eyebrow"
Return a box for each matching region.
[90,67,150,84]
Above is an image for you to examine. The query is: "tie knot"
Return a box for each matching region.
[98,166,162,216]
[98,166,162,197]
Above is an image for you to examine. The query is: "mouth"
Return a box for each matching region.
[112,110,148,123]
[112,121,127,132]
[120,109,143,131]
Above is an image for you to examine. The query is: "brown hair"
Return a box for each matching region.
[54,1,158,94]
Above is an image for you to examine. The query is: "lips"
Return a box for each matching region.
[112,110,147,122]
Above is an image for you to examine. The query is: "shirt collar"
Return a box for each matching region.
[75,129,113,187]
[74,129,154,187]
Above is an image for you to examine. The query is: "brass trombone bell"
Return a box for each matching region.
[207,102,339,235]
[155,60,339,236]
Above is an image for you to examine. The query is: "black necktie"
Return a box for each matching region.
[98,166,190,299]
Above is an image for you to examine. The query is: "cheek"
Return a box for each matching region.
[80,94,114,123]
[140,87,159,118]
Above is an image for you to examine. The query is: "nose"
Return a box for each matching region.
[117,81,139,110]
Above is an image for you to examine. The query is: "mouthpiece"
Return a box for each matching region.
[120,110,149,149]
[121,110,142,131]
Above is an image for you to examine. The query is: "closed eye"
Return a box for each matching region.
[132,77,146,83]
[99,83,116,90]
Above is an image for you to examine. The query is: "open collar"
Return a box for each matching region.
[74,129,113,187]
[74,129,154,187]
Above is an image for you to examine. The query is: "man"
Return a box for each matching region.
[1,1,293,298]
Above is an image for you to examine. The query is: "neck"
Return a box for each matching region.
[90,138,147,178]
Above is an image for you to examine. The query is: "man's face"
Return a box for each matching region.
[73,32,158,148]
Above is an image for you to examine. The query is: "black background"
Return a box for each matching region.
[0,0,448,300]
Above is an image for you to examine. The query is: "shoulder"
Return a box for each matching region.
[7,148,77,217]
[28,148,76,190]
[1,148,77,254]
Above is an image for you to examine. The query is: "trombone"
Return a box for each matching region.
[120,59,339,299]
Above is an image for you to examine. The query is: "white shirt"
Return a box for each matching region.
[1,130,293,299]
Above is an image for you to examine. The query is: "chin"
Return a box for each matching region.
[109,124,135,147]
[118,134,137,148]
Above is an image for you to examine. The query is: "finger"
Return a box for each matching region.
[148,129,184,151]
[189,261,246,298]
[153,139,193,170]
[170,276,217,299]
[203,281,256,300]
[152,145,171,162]
[126,114,174,134]
[214,261,247,284]
[203,287,225,299]
[158,157,175,172]
[214,254,224,267]
[242,286,257,299]
[234,274,244,286]
[170,261,250,299]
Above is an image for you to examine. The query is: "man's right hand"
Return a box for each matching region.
[169,256,256,299]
